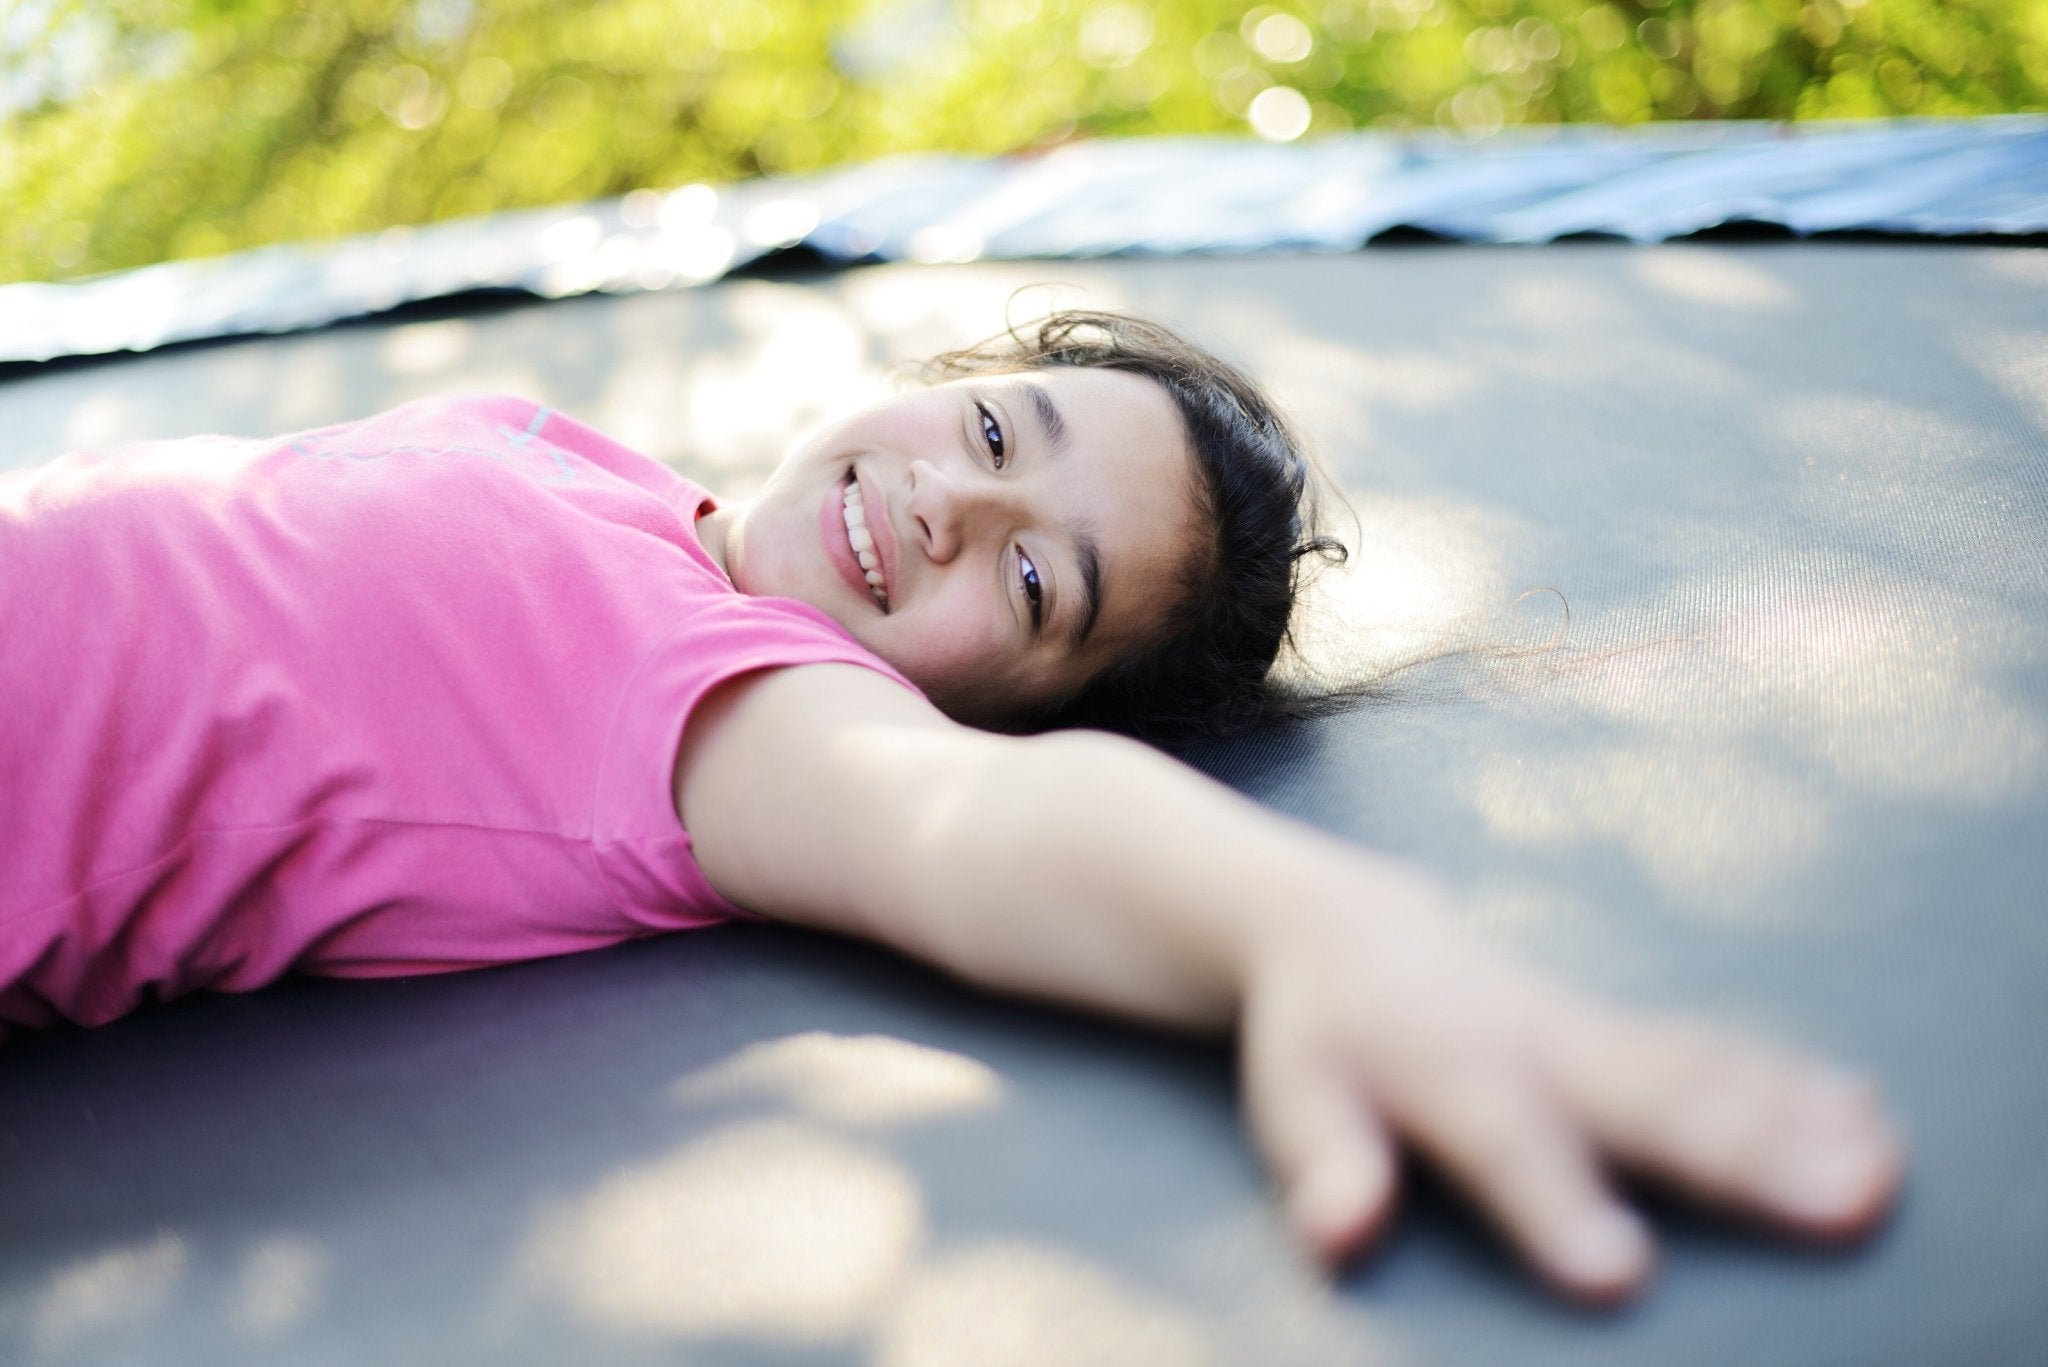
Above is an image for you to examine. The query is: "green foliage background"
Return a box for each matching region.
[3,0,2043,284]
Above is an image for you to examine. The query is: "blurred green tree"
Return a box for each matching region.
[2,0,2041,283]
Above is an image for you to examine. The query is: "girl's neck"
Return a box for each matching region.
[694,505,734,580]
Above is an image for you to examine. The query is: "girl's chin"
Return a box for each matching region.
[840,617,893,660]
[799,593,882,647]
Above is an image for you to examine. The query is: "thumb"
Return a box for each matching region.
[1244,1040,1400,1266]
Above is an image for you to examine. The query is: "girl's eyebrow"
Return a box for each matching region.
[1069,531,1103,649]
[1024,380,1070,459]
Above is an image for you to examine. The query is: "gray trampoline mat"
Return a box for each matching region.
[1,244,2044,1365]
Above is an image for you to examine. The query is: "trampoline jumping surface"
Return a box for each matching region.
[1,243,2044,1366]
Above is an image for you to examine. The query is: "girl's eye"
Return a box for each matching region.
[977,402,1006,469]
[1017,547,1043,630]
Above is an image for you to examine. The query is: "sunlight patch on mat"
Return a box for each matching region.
[1773,392,2044,574]
[513,1120,923,1342]
[1493,272,1757,397]
[1282,491,1528,683]
[59,391,141,453]
[239,339,366,434]
[1474,739,1833,919]
[1568,579,2048,803]
[1956,328,2048,443]
[1980,251,2048,288]
[1471,580,2046,920]
[5,1230,187,1359]
[842,265,1117,365]
[1735,591,2046,802]
[225,1234,328,1342]
[379,318,474,376]
[1501,274,1634,333]
[680,285,885,474]
[1630,249,1795,312]
[1248,330,1476,470]
[591,349,703,461]
[1248,329,1483,532]
[873,1241,1211,1367]
[1159,1209,1413,1367]
[669,1031,1006,1128]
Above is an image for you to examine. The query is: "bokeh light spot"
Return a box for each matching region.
[1252,12,1315,63]
[1248,84,1312,140]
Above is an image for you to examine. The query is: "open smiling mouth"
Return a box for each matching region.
[841,473,889,610]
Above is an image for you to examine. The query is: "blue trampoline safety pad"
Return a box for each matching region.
[2,116,2042,365]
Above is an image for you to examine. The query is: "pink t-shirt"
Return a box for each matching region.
[0,394,916,1033]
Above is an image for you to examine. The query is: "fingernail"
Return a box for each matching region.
[1772,1141,1877,1222]
[1293,1168,1347,1224]
[1292,1162,1381,1255]
[1555,1209,1649,1287]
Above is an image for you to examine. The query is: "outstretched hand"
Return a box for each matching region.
[1238,877,1905,1304]
[679,680,1903,1303]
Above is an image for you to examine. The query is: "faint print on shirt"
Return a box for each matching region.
[283,403,580,485]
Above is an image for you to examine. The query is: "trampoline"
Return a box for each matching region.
[1,131,2044,1365]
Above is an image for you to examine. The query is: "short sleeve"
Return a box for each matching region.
[588,591,921,925]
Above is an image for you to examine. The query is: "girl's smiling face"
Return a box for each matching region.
[700,367,1199,726]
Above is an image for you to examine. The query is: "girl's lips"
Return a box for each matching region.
[819,475,876,606]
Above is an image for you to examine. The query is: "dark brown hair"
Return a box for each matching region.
[923,309,1345,746]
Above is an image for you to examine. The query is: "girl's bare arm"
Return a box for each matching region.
[673,664,1904,1304]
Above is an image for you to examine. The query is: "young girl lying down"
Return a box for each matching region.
[0,310,1901,1304]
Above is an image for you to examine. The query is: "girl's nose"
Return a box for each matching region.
[905,459,1008,563]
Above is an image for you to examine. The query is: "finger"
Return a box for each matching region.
[1285,1077,1400,1266]
[1550,1014,1906,1240]
[1401,1064,1654,1303]
[1242,1038,1399,1266]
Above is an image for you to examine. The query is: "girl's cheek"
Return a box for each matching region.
[901,598,1009,697]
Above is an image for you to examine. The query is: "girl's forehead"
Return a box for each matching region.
[960,367,1191,460]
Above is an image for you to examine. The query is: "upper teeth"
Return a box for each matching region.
[842,478,888,608]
